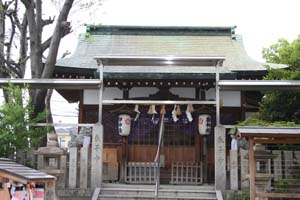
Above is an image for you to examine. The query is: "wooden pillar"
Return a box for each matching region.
[195,132,201,163]
[120,136,127,182]
[249,138,256,200]
[202,136,208,183]
[91,123,103,188]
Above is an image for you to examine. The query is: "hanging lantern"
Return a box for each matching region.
[118,114,131,136]
[198,114,211,135]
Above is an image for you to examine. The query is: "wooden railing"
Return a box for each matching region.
[170,162,203,184]
[125,162,158,184]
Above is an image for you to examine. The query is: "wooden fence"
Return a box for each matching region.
[125,162,158,184]
[170,162,203,184]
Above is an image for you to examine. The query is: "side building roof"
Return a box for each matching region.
[55,25,284,79]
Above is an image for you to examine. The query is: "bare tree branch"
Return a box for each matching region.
[5,13,15,63]
[0,53,22,77]
[26,0,43,78]
[20,0,31,8]
[12,0,22,30]
[42,0,74,78]
[41,25,71,53]
[18,12,28,77]
[61,50,70,58]
[42,16,55,27]
[4,0,14,9]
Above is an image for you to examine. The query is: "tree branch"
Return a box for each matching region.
[0,53,22,77]
[4,0,14,9]
[41,36,51,53]
[20,0,30,8]
[5,13,15,63]
[41,24,71,53]
[12,1,21,30]
[42,16,55,27]
[18,12,28,77]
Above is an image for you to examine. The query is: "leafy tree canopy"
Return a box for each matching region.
[240,36,300,125]
[0,84,47,158]
[259,36,300,124]
[263,36,300,71]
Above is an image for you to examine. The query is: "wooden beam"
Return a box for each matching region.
[254,139,300,144]
[257,192,300,198]
[241,133,300,138]
[0,172,27,184]
[249,137,256,200]
[0,172,55,184]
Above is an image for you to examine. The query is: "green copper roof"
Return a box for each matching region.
[55,25,284,77]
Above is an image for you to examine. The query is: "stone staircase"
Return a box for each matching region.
[97,183,218,200]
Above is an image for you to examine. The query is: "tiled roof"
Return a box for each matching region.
[56,26,277,74]
[0,158,56,183]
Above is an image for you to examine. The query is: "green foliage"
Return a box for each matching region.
[275,179,290,193]
[274,179,300,193]
[227,191,249,200]
[237,113,298,127]
[263,36,300,70]
[259,90,300,123]
[0,84,47,158]
[257,36,300,124]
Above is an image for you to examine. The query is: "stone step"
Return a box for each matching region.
[99,184,217,200]
[98,193,217,200]
[100,192,216,199]
[101,188,216,197]
[102,187,216,192]
[102,183,215,190]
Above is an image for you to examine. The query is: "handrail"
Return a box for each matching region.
[154,113,165,198]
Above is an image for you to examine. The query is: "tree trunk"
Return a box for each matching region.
[25,0,43,79]
[19,13,28,77]
[0,1,5,76]
[32,0,74,116]
[42,0,74,78]
[45,89,55,134]
[0,1,9,102]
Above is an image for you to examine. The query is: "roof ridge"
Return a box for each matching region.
[86,25,237,37]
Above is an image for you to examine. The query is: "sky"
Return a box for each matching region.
[61,0,300,61]
[51,0,300,125]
